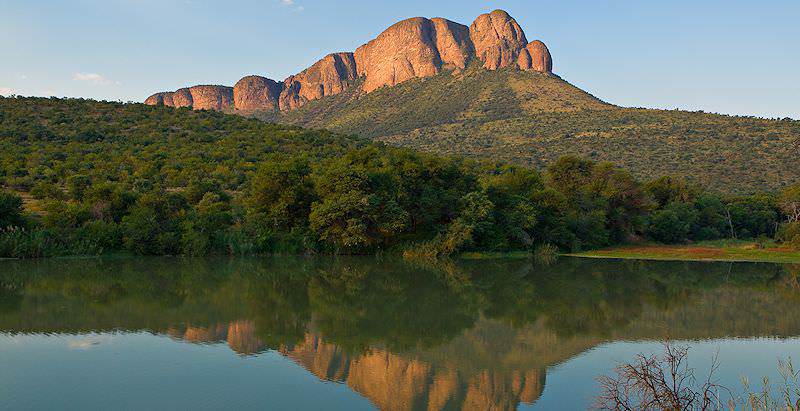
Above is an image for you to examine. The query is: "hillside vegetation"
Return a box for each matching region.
[1,97,798,258]
[254,64,800,193]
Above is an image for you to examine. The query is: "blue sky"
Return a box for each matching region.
[1,0,798,118]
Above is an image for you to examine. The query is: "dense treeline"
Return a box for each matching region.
[1,97,798,258]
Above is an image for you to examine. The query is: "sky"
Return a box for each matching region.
[1,0,798,119]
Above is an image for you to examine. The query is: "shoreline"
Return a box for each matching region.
[567,242,800,264]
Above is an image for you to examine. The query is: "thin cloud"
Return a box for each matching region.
[73,72,116,86]
[0,87,13,96]
[279,0,303,12]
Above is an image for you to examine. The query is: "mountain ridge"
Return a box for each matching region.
[144,10,553,112]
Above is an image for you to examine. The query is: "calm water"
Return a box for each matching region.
[1,257,800,410]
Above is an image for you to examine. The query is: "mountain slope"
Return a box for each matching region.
[251,65,800,193]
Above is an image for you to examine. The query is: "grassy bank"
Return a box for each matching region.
[568,240,800,264]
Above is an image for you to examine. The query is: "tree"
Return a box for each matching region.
[482,166,544,249]
[0,191,24,228]
[644,175,700,208]
[691,194,727,240]
[309,148,410,252]
[596,344,723,410]
[247,155,314,231]
[779,183,800,223]
[589,163,651,243]
[648,202,699,243]
[545,156,594,195]
[121,192,187,255]
[66,174,91,201]
[726,194,779,239]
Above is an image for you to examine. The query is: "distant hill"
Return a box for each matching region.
[0,96,363,193]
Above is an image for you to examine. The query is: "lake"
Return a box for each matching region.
[1,257,799,410]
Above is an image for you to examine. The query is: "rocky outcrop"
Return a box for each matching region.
[186,85,234,111]
[431,18,474,69]
[280,52,358,109]
[147,85,234,110]
[354,17,472,93]
[172,88,194,108]
[233,75,283,111]
[145,10,554,111]
[518,40,553,73]
[144,92,174,106]
[469,10,528,70]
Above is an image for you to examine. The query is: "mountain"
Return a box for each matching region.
[144,10,800,193]
[145,10,553,112]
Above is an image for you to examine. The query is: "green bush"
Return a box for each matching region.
[778,222,800,250]
[0,191,24,229]
[647,202,699,244]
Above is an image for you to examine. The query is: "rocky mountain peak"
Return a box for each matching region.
[233,75,283,111]
[145,10,553,111]
[469,10,529,70]
[518,40,553,72]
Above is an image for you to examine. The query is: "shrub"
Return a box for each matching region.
[648,202,699,244]
[0,191,24,229]
[778,222,800,250]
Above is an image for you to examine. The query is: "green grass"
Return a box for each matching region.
[569,240,800,264]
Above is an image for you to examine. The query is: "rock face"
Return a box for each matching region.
[144,92,174,106]
[187,85,234,111]
[145,9,554,111]
[280,52,358,109]
[233,75,283,111]
[431,18,474,69]
[469,10,528,70]
[172,88,194,108]
[518,40,553,73]
[147,86,234,110]
[354,17,472,93]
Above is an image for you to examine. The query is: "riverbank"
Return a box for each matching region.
[568,240,800,264]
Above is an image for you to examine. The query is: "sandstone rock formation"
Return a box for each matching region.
[144,92,174,106]
[145,9,554,111]
[431,18,474,69]
[518,40,553,73]
[469,10,528,70]
[233,75,283,111]
[172,88,194,108]
[354,17,472,93]
[186,85,234,111]
[280,52,358,109]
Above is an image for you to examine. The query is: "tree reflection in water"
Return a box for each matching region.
[1,257,799,410]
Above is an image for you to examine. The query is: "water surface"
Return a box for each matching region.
[2,257,799,409]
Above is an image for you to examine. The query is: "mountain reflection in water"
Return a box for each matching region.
[1,257,799,410]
